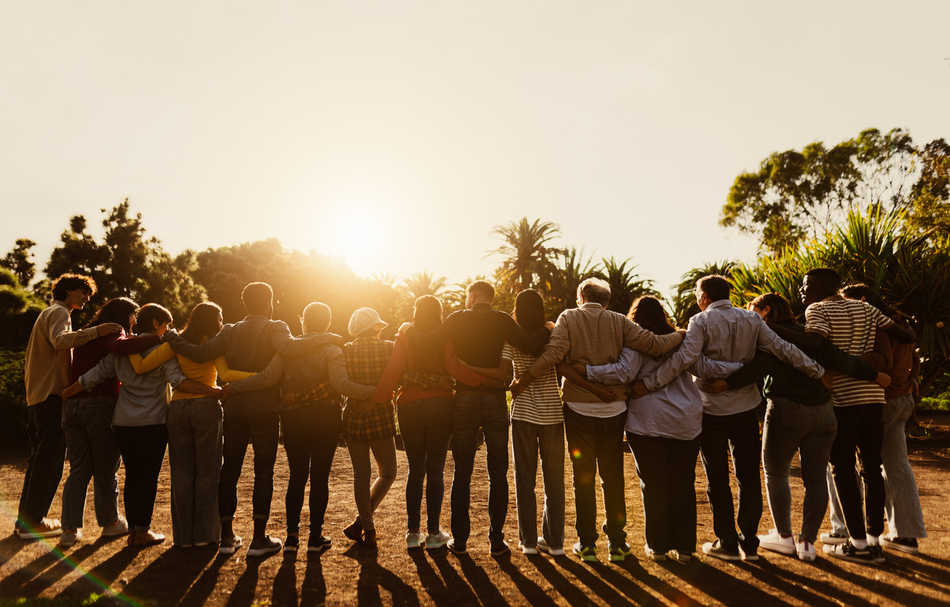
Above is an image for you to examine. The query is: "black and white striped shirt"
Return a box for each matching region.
[503,343,563,425]
[805,297,892,407]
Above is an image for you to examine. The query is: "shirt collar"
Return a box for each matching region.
[471,303,492,312]
[579,302,604,310]
[707,299,733,310]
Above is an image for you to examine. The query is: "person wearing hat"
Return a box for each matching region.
[340,306,397,548]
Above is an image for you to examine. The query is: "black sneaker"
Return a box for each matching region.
[447,538,467,555]
[867,544,886,563]
[881,536,919,554]
[823,540,874,563]
[343,519,363,543]
[247,535,282,558]
[284,535,299,552]
[701,540,741,561]
[490,539,511,557]
[308,535,332,554]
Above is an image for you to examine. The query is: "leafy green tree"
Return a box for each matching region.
[595,257,659,315]
[1,239,37,287]
[730,206,950,394]
[489,218,563,294]
[721,128,947,255]
[547,247,598,317]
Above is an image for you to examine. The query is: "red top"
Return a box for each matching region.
[69,331,162,399]
[372,334,487,405]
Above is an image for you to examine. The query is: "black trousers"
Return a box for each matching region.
[399,396,453,534]
[115,424,168,530]
[564,407,627,547]
[700,409,762,553]
[281,401,341,535]
[628,433,700,554]
[219,396,279,521]
[17,395,66,529]
[830,403,885,540]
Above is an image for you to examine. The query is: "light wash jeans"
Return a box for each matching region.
[827,393,926,539]
[511,420,565,550]
[61,395,120,530]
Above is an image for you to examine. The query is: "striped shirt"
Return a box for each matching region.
[805,297,893,407]
[503,343,563,425]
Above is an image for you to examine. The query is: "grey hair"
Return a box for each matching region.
[577,277,611,306]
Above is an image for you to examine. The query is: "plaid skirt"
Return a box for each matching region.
[342,400,396,442]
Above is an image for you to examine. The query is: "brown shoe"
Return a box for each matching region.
[128,529,165,547]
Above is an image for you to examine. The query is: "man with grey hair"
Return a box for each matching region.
[510,277,684,562]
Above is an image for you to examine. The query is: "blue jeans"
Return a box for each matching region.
[61,395,120,530]
[450,389,509,546]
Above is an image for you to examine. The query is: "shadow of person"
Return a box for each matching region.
[741,558,875,607]
[553,557,636,606]
[178,551,230,607]
[885,551,950,590]
[17,543,101,597]
[657,558,797,607]
[495,555,557,607]
[301,552,327,607]
[0,542,64,596]
[271,551,298,607]
[813,556,949,606]
[454,552,510,607]
[225,558,262,607]
[407,549,456,606]
[121,545,217,605]
[524,553,590,605]
[428,551,479,606]
[0,533,28,564]
[352,555,421,607]
[55,545,139,602]
[597,558,700,606]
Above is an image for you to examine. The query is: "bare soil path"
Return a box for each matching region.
[1,414,949,606]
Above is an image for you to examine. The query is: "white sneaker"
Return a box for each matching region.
[795,539,817,562]
[425,530,450,549]
[536,537,565,557]
[16,518,62,539]
[758,529,796,556]
[101,517,129,538]
[819,531,848,545]
[60,528,82,547]
[406,532,425,550]
[520,543,539,555]
[644,544,667,561]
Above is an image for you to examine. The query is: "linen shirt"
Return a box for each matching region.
[640,300,824,416]
[79,345,188,426]
[527,303,684,404]
[589,347,743,439]
[24,301,100,405]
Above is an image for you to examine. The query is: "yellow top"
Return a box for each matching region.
[128,342,255,401]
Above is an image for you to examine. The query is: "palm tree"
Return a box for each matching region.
[670,260,738,327]
[596,257,659,314]
[489,218,563,293]
[548,247,599,315]
[403,271,448,300]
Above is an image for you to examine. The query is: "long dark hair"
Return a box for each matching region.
[406,295,445,371]
[181,302,223,345]
[513,289,546,332]
[84,297,138,333]
[628,296,675,335]
[134,303,173,335]
[750,293,794,323]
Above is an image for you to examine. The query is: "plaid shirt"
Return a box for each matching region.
[343,336,395,441]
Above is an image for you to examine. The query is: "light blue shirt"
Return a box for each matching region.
[639,300,824,416]
[80,346,187,426]
[588,347,743,439]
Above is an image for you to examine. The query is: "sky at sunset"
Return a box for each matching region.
[3,1,948,295]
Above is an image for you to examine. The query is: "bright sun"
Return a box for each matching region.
[326,203,388,276]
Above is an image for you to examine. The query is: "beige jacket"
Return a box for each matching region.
[528,303,683,403]
[24,301,99,405]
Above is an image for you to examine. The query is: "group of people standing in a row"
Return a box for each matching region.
[15,268,926,567]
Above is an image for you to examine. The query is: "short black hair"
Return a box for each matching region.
[467,280,495,302]
[697,275,732,302]
[805,268,841,298]
[134,303,173,335]
[840,283,875,301]
[241,282,274,315]
[51,273,96,301]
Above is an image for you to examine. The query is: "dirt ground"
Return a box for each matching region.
[1,414,949,607]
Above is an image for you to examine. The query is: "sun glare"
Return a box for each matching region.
[326,203,388,276]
